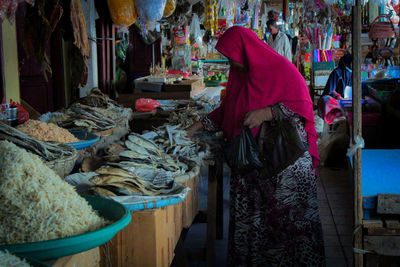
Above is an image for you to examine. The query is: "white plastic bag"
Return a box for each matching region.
[135,0,167,22]
[190,14,203,49]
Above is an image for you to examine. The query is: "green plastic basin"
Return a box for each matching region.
[0,195,131,260]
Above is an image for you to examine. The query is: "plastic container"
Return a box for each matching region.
[0,195,131,261]
[66,130,100,150]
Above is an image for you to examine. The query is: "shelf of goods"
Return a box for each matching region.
[99,165,200,267]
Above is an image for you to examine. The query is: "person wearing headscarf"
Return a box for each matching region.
[323,53,353,99]
[187,26,325,266]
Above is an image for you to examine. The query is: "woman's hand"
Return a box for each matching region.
[186,121,204,138]
[244,107,273,129]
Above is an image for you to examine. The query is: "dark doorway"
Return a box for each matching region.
[15,3,65,114]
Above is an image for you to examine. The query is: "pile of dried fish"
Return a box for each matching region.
[86,132,191,197]
[169,106,202,128]
[77,88,121,109]
[53,103,117,132]
[0,122,75,161]
[142,124,208,163]
[116,133,187,176]
[89,166,183,197]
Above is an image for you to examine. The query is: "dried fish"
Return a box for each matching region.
[0,122,75,161]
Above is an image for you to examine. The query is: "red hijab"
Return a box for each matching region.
[208,26,320,167]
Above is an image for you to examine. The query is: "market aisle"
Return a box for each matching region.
[183,166,353,267]
[318,167,354,267]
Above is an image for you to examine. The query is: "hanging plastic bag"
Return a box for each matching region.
[189,14,203,50]
[135,0,167,22]
[135,98,161,112]
[107,0,137,28]
[163,0,176,18]
[223,127,263,174]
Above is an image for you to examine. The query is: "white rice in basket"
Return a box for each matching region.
[0,251,30,267]
[0,140,107,244]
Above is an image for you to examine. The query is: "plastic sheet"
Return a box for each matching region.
[135,0,167,22]
[107,0,137,27]
[346,136,365,158]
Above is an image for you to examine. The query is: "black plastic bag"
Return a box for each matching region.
[223,127,264,174]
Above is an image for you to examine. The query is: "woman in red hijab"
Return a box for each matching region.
[187,26,325,266]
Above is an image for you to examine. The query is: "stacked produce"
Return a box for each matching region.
[17,120,80,143]
[0,123,76,161]
[204,72,227,83]
[0,251,30,267]
[0,141,107,244]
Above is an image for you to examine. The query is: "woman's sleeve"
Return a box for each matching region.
[271,102,297,119]
[323,71,339,96]
[200,105,224,132]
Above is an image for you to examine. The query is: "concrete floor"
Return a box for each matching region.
[183,166,354,267]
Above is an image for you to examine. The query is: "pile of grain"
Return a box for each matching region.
[17,120,79,143]
[0,141,107,244]
[0,251,30,267]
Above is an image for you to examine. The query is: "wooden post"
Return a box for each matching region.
[352,0,363,265]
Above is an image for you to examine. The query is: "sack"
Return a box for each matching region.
[135,98,161,112]
[223,127,263,174]
[369,14,396,39]
[135,0,167,22]
[258,106,309,178]
[107,0,137,27]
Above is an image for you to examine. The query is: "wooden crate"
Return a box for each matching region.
[179,176,199,228]
[100,204,182,267]
[164,79,203,92]
[50,247,100,267]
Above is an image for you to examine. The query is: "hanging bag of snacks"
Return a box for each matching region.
[107,0,137,27]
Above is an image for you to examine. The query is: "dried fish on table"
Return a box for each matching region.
[77,88,121,108]
[54,103,117,132]
[0,122,75,161]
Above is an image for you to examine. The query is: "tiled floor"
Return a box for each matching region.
[318,167,354,267]
[183,166,353,267]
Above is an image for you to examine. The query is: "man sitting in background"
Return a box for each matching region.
[266,19,292,62]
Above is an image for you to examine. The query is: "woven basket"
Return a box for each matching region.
[369,14,396,39]
[45,148,79,178]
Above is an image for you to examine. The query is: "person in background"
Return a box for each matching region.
[266,19,293,62]
[187,26,324,266]
[323,53,352,99]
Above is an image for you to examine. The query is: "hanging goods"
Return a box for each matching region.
[369,14,397,39]
[107,0,137,27]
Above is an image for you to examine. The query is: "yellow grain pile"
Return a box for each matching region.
[0,141,107,244]
[17,120,79,143]
[0,251,30,267]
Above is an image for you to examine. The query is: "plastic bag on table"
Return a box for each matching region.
[163,0,176,17]
[135,0,167,22]
[189,14,203,49]
[107,0,137,27]
[135,98,161,112]
[223,127,263,174]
